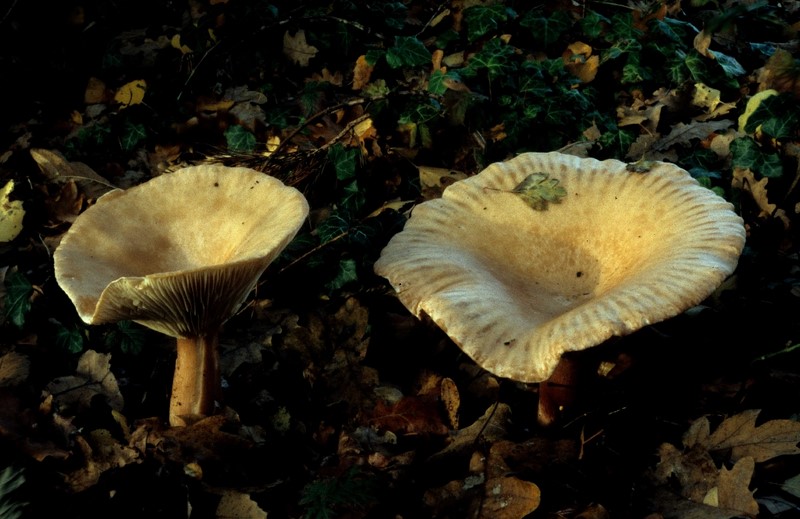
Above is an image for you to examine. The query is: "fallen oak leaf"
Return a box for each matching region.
[283,30,318,67]
[716,456,758,516]
[652,120,733,151]
[706,409,800,463]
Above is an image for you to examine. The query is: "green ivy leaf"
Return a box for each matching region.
[120,121,146,151]
[340,179,365,212]
[104,321,146,355]
[579,11,609,39]
[520,10,571,46]
[428,70,463,96]
[3,271,32,329]
[325,258,359,293]
[512,173,567,211]
[365,49,384,67]
[464,5,514,42]
[745,94,800,139]
[730,137,784,178]
[224,125,256,153]
[55,325,85,354]
[328,144,359,181]
[461,38,515,79]
[386,36,430,69]
[709,50,746,78]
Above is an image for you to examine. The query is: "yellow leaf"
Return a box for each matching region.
[170,34,192,55]
[0,180,25,242]
[352,55,374,90]
[563,41,599,84]
[738,89,778,132]
[283,30,318,67]
[114,79,147,108]
[692,83,721,111]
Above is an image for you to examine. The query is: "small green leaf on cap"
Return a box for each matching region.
[512,173,567,211]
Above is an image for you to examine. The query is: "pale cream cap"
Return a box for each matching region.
[375,152,746,382]
[55,165,309,338]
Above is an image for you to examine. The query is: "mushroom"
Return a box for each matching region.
[374,152,745,425]
[54,165,309,426]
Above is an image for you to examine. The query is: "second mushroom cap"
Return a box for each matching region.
[375,152,746,383]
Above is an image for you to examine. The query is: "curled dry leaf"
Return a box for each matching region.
[0,180,25,242]
[45,350,124,413]
[31,148,117,200]
[0,351,30,387]
[482,476,541,518]
[216,490,268,519]
[65,430,141,492]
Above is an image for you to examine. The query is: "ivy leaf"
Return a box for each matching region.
[730,137,783,178]
[579,10,609,39]
[464,5,514,42]
[328,144,359,181]
[709,50,746,78]
[120,121,146,151]
[520,10,571,46]
[104,321,146,355]
[340,179,365,212]
[224,125,256,153]
[462,38,515,79]
[744,94,800,139]
[3,271,32,329]
[325,258,358,292]
[55,325,85,354]
[512,173,567,211]
[386,36,430,69]
[428,70,463,96]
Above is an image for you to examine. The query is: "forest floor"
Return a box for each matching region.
[2,1,800,518]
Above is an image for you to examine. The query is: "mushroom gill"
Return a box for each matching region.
[55,164,309,426]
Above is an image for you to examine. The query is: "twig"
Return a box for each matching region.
[0,0,19,27]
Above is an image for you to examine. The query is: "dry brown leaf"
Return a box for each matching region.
[45,350,124,413]
[758,48,800,96]
[65,430,141,492]
[651,120,733,151]
[481,476,541,518]
[46,180,84,223]
[0,351,30,387]
[732,168,789,227]
[694,30,713,58]
[655,443,719,503]
[216,490,268,519]
[31,148,117,199]
[352,55,374,90]
[429,403,511,462]
[84,77,109,104]
[441,377,460,429]
[717,456,758,516]
[283,30,318,67]
[563,41,598,83]
[706,409,800,462]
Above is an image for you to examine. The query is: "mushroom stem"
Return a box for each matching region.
[169,333,221,427]
[537,355,579,427]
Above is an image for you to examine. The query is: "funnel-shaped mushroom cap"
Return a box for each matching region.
[55,165,309,338]
[375,152,745,383]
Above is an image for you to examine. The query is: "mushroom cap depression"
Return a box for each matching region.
[375,152,745,383]
[55,165,309,338]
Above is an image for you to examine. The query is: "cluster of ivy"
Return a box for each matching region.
[42,0,800,301]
